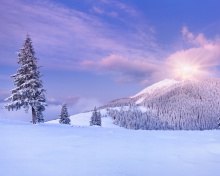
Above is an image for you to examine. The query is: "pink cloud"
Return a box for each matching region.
[81,54,158,72]
[182,26,212,46]
[46,96,102,117]
[92,6,104,14]
[165,26,220,80]
[0,0,155,71]
[81,54,160,84]
[81,27,220,85]
[101,0,138,17]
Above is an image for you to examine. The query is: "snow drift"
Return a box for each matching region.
[1,119,220,176]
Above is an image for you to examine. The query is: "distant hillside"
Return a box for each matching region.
[101,79,180,108]
[106,79,220,130]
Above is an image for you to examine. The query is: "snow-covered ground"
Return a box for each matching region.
[47,109,120,129]
[131,79,179,98]
[1,115,220,176]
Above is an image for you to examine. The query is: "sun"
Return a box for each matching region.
[175,63,199,80]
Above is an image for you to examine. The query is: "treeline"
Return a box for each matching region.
[107,106,219,130]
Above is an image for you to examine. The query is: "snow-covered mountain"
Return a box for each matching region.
[132,79,179,98]
[131,79,180,104]
[102,79,181,107]
[104,78,220,130]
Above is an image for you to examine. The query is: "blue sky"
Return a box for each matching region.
[1,0,220,120]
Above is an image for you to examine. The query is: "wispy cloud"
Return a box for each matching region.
[92,6,105,15]
[45,96,102,121]
[100,0,138,17]
[47,96,102,114]
[182,26,213,47]
[81,54,160,83]
[0,0,157,70]
[80,26,220,84]
[1,95,102,121]
[1,1,219,86]
[164,26,220,80]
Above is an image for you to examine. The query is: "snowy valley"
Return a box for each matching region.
[99,79,220,130]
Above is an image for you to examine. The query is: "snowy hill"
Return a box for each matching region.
[48,109,119,128]
[103,79,220,130]
[131,79,179,98]
[102,79,180,107]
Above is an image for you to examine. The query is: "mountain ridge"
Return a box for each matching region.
[103,78,220,130]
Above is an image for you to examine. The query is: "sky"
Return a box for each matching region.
[1,0,220,120]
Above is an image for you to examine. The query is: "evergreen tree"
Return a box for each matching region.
[59,104,71,125]
[5,34,46,124]
[218,117,220,129]
[36,105,45,123]
[90,107,101,126]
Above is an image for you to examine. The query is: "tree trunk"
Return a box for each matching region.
[32,107,36,124]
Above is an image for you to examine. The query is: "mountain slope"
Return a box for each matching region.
[106,78,220,130]
[103,79,181,107]
[141,79,220,129]
[132,79,180,104]
[131,79,179,98]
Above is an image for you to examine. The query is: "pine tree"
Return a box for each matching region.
[5,34,46,124]
[218,117,220,129]
[59,104,71,125]
[90,107,101,126]
[36,105,45,123]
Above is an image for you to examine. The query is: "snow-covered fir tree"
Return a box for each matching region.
[5,34,46,124]
[59,104,71,125]
[36,105,45,123]
[218,117,220,129]
[90,107,101,126]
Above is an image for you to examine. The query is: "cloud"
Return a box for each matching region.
[0,100,63,122]
[182,26,213,46]
[80,27,220,84]
[46,96,102,119]
[81,54,160,83]
[1,1,220,86]
[47,96,80,106]
[0,0,156,70]
[165,26,220,80]
[0,95,102,122]
[92,6,104,14]
[100,0,138,17]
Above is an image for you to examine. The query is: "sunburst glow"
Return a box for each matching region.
[175,63,199,80]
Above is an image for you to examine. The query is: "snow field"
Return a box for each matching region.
[48,109,120,128]
[1,118,220,176]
